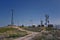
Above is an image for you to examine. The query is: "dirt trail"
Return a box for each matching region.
[13,27,32,34]
[13,27,39,40]
[14,32,39,40]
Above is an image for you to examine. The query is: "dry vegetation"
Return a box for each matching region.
[32,28,60,40]
[0,27,28,40]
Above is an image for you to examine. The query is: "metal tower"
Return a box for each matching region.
[11,9,14,26]
[45,14,49,26]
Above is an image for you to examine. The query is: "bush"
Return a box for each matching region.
[37,25,40,27]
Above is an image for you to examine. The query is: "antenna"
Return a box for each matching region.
[29,19,33,26]
[45,14,49,26]
[11,9,14,26]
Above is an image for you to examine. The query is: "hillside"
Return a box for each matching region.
[0,27,28,40]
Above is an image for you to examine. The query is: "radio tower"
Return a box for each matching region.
[45,14,49,26]
[11,9,14,26]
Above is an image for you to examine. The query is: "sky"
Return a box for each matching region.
[0,0,60,27]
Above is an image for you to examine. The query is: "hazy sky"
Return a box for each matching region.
[0,0,60,26]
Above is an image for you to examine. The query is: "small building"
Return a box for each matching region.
[32,25,35,27]
[48,24,53,27]
[41,25,44,27]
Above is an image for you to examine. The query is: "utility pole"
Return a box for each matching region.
[29,19,33,26]
[41,20,43,26]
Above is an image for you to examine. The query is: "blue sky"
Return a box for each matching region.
[0,0,60,26]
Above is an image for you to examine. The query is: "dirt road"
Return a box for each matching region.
[14,32,39,40]
[13,27,39,40]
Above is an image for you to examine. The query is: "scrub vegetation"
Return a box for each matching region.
[0,27,28,40]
